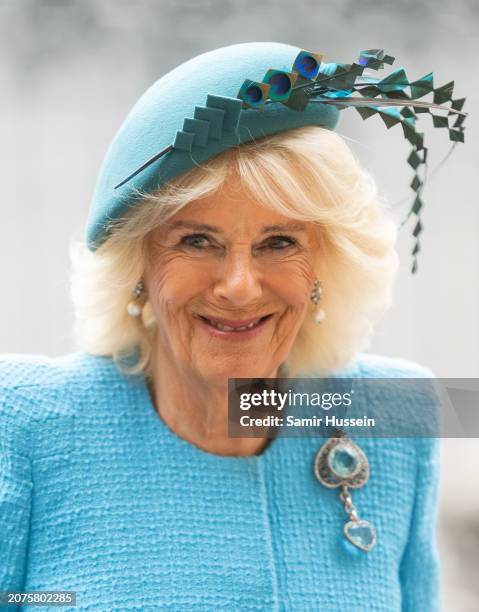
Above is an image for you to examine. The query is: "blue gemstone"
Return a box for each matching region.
[328,444,359,478]
[345,520,376,552]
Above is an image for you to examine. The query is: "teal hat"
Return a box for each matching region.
[86,42,466,272]
[87,42,339,251]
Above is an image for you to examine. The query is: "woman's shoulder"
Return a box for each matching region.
[0,351,119,389]
[337,355,441,489]
[0,351,122,415]
[0,352,120,458]
[349,352,435,379]
[333,353,441,438]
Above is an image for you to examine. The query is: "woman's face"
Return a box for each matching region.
[144,179,319,384]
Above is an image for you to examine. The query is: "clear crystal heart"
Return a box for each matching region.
[344,519,376,552]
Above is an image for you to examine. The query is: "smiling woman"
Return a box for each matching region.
[0,42,443,611]
[70,125,398,384]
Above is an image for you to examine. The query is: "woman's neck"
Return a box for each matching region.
[148,347,277,457]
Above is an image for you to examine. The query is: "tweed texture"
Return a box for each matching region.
[86,42,340,251]
[0,352,440,611]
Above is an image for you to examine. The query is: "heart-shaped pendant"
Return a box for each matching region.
[314,433,377,553]
[344,519,377,552]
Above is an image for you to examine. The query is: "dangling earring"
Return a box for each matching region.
[127,279,145,317]
[310,279,325,323]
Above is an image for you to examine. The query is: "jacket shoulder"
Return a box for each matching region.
[0,352,119,458]
[352,353,435,378]
[0,351,119,389]
[350,353,440,437]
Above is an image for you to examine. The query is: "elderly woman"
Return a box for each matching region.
[0,42,452,611]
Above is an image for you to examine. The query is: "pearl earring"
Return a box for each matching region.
[127,280,145,317]
[310,279,326,324]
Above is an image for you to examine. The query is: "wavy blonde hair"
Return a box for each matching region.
[70,126,398,378]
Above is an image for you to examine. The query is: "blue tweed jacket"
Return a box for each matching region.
[0,352,440,611]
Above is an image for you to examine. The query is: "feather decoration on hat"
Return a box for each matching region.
[115,48,467,273]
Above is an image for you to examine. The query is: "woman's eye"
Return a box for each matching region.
[180,234,211,249]
[265,235,297,249]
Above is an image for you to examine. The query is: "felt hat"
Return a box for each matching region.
[86,42,340,251]
[85,42,465,272]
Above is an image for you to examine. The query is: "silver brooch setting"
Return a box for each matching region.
[314,433,376,552]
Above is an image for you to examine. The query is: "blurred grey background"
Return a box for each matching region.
[0,0,478,608]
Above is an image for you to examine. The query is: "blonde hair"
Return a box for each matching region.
[70,126,398,378]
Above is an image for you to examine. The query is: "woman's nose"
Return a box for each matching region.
[212,250,263,306]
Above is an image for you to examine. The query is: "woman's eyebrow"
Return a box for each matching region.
[261,223,307,233]
[166,221,223,233]
[166,221,307,233]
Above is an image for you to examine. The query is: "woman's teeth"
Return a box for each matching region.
[205,318,262,331]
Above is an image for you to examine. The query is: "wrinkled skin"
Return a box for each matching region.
[143,178,319,455]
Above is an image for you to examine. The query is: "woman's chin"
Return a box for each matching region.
[198,361,277,385]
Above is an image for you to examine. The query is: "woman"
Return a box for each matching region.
[0,42,449,611]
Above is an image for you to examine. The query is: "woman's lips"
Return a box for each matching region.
[195,313,273,340]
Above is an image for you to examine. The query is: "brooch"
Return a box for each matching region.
[314,430,376,552]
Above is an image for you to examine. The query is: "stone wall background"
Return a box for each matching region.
[1,0,478,607]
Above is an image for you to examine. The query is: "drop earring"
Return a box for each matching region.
[127,280,145,317]
[310,279,325,323]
